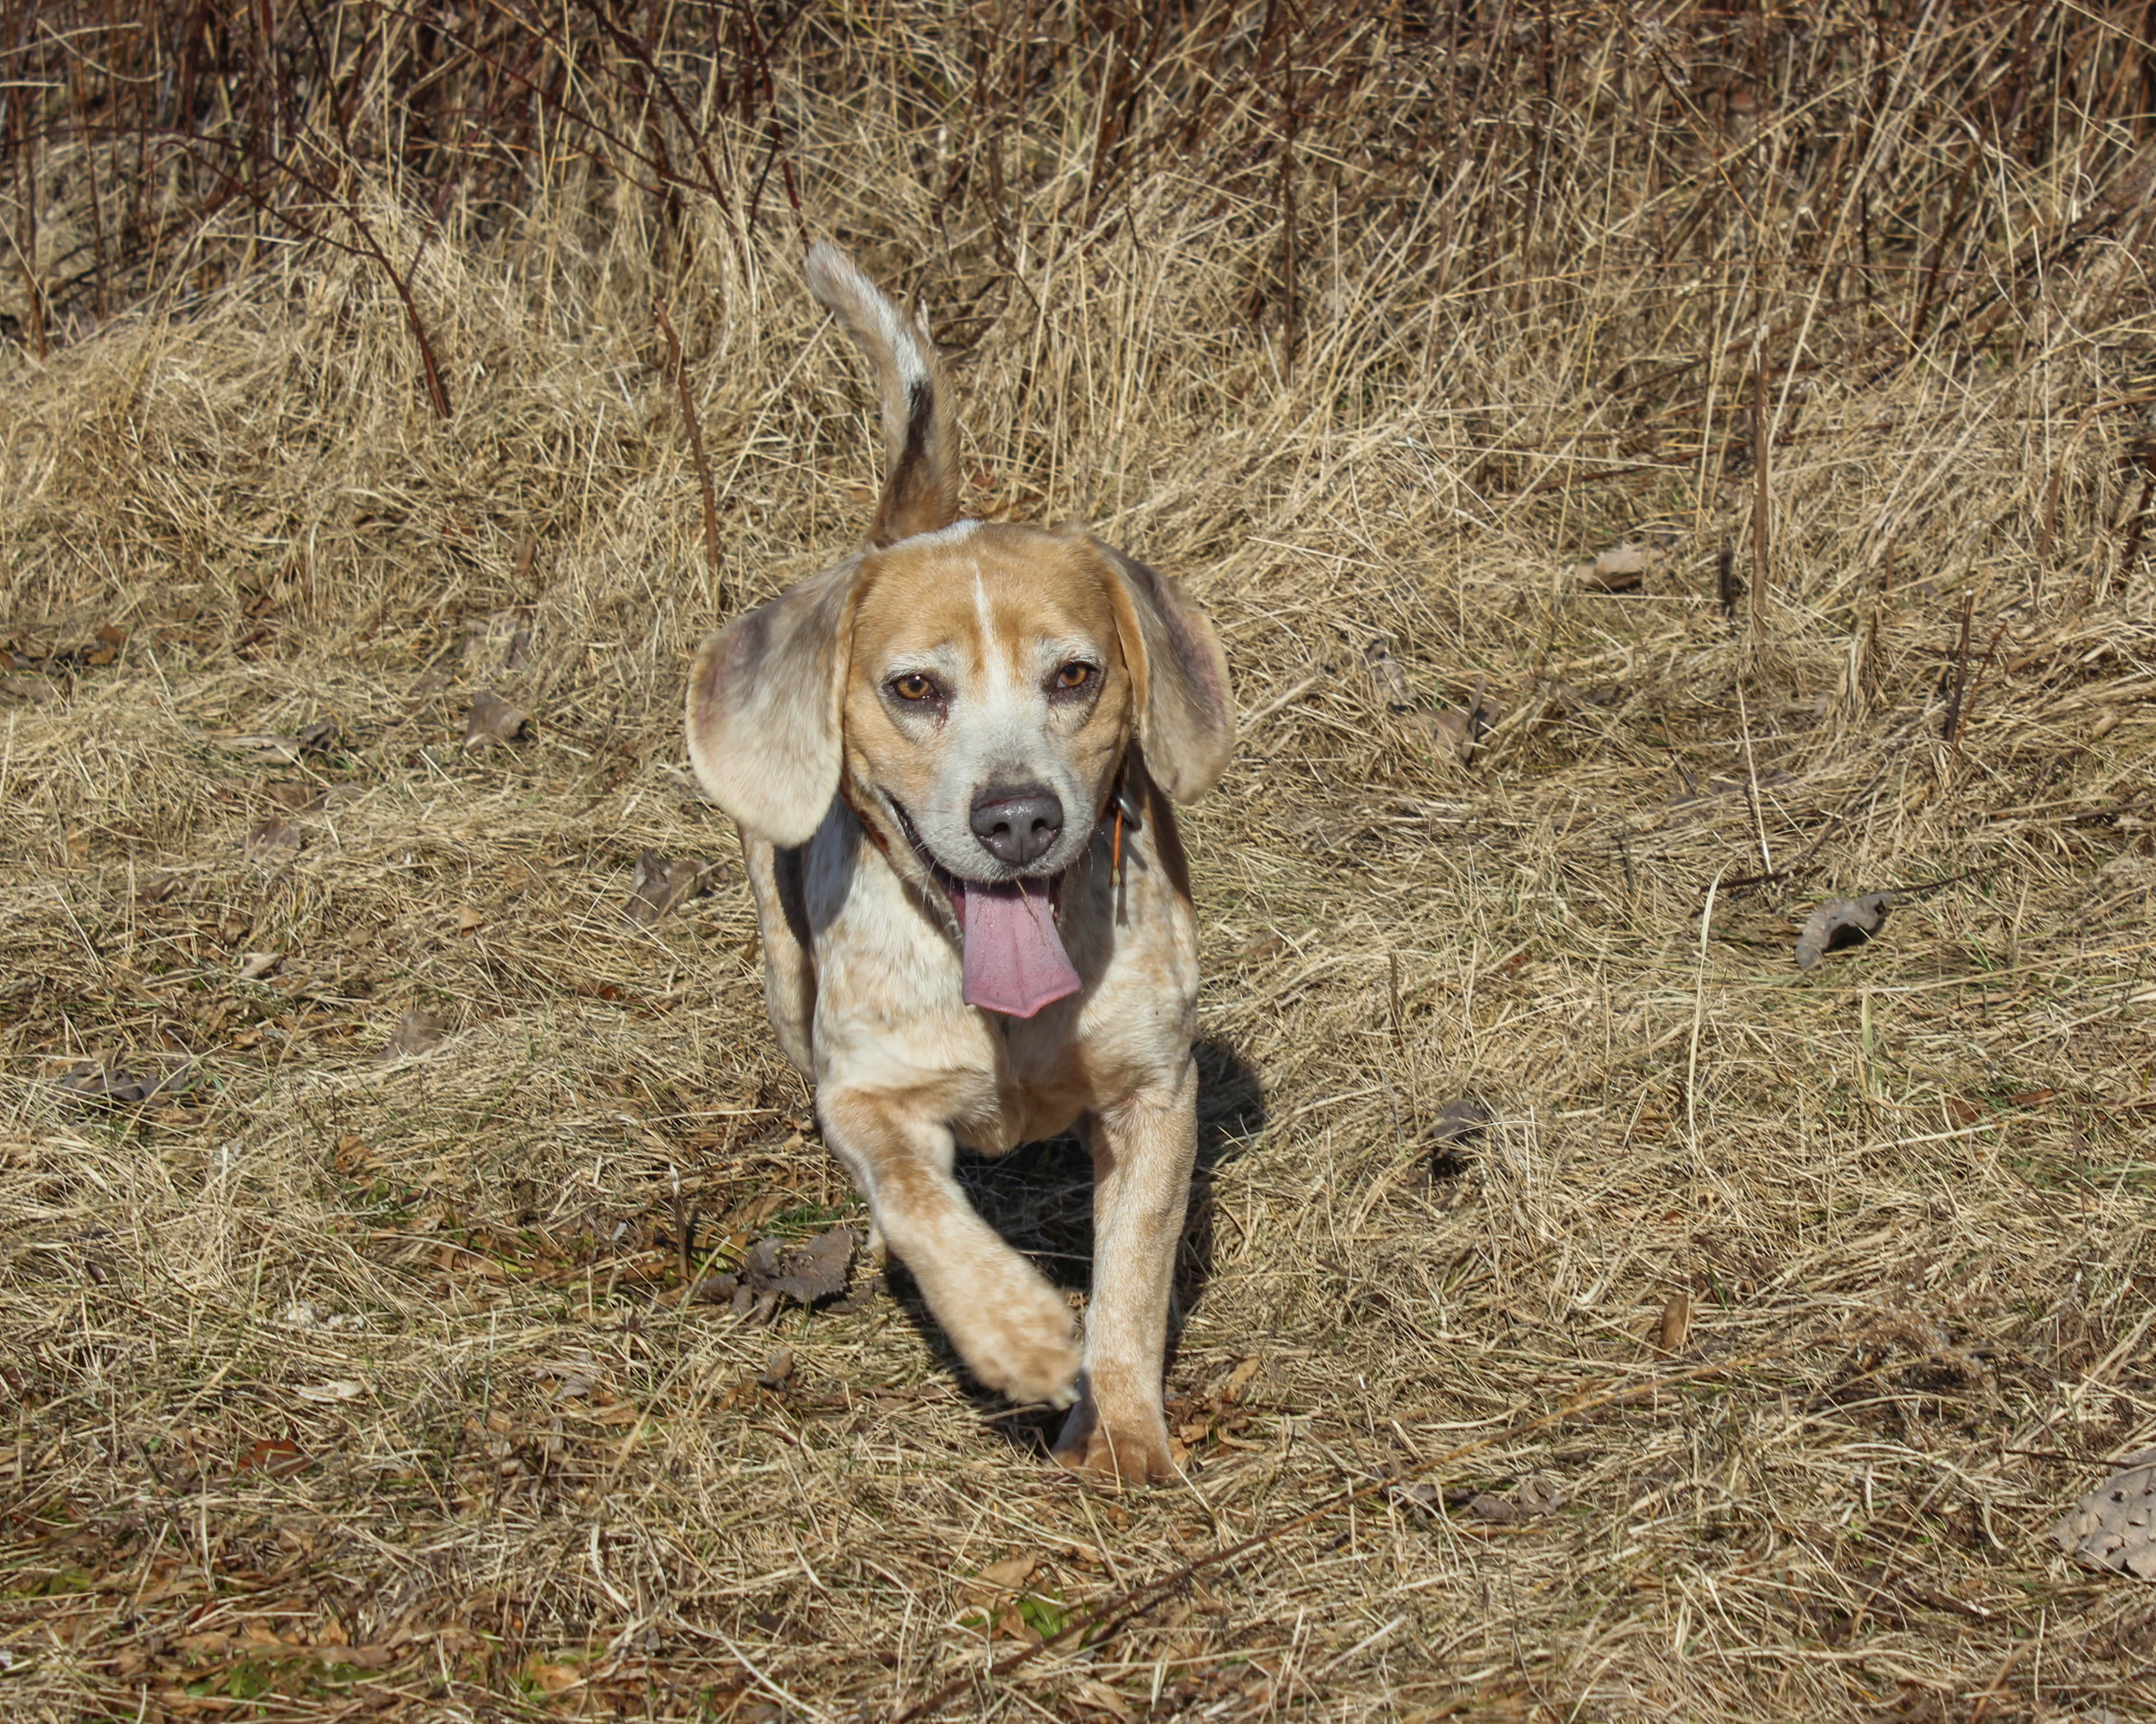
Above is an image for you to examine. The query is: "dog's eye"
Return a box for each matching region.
[1053,661,1097,691]
[890,672,937,702]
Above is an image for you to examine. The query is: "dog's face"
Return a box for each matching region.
[687,524,1231,855]
[842,523,1131,884]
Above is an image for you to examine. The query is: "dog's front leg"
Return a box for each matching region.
[1055,1060,1198,1485]
[820,1088,1081,1407]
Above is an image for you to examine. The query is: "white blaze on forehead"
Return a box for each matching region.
[940,560,1048,789]
[971,561,1004,678]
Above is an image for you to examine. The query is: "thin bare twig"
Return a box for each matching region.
[655,297,724,611]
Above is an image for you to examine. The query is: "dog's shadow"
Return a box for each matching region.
[880,1035,1266,1449]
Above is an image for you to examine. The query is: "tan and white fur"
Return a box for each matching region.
[685,244,1234,1483]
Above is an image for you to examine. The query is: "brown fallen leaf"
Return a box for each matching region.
[224,733,305,765]
[2052,1451,2156,1579]
[1399,1475,1567,1524]
[1216,1357,1263,1404]
[243,817,307,857]
[1572,542,1655,594]
[764,1227,856,1304]
[522,1658,583,1694]
[386,1011,448,1058]
[237,951,283,980]
[992,1601,1042,1643]
[1429,708,1474,760]
[261,780,320,812]
[701,1277,760,1319]
[757,1348,795,1390]
[1794,891,1894,969]
[626,851,714,925]
[1428,679,1497,764]
[1658,1288,1693,1354]
[236,1437,307,1477]
[978,1555,1040,1589]
[1364,636,1413,707]
[1514,1472,1571,1516]
[1072,1677,1137,1721]
[693,1225,857,1321]
[1429,1097,1488,1181]
[502,856,552,894]
[1431,1097,1491,1145]
[332,1133,375,1174]
[461,690,528,749]
[57,1060,195,1106]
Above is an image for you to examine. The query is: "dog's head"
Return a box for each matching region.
[686,523,1232,879]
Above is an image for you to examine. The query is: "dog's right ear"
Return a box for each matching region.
[685,558,860,845]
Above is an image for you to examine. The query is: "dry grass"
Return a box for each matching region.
[5,3,2156,1719]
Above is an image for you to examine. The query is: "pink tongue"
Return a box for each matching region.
[956,879,1081,1018]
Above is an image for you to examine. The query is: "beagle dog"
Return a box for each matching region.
[684,244,1234,1483]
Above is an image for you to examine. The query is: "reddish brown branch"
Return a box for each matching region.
[654,297,724,612]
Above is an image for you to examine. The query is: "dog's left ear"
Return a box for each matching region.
[1084,536,1235,802]
[685,558,860,844]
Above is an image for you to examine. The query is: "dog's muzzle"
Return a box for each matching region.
[874,792,1084,1019]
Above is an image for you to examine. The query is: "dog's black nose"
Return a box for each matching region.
[970,785,1064,867]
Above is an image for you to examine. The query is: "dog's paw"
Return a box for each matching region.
[1053,1402,1176,1487]
[960,1281,1081,1407]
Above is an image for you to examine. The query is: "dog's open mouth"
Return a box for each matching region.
[888,801,1082,1020]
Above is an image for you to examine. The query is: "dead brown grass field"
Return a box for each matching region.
[5,3,2156,1719]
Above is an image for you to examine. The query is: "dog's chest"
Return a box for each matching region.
[753,802,1197,1149]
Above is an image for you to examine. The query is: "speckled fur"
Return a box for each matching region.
[687,246,1233,1484]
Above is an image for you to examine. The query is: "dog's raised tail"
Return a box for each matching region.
[804,242,959,547]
